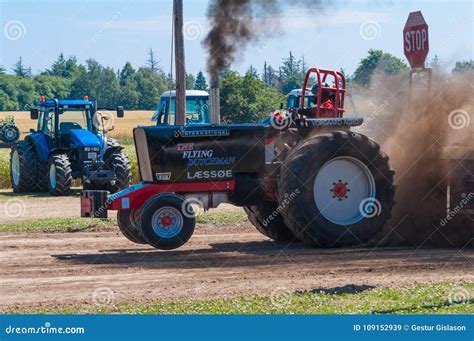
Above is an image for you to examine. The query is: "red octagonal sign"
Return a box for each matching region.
[403,11,429,69]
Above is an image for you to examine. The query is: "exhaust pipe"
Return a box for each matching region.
[209,87,220,125]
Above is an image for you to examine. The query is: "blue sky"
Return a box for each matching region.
[0,0,472,78]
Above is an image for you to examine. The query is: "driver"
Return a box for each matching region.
[310,83,336,118]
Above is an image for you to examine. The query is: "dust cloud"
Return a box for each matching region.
[353,70,473,247]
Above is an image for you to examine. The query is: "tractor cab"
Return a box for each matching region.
[152,90,210,126]
[33,99,96,148]
[31,98,124,148]
[286,88,314,111]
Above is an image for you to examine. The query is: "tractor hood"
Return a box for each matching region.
[70,129,101,148]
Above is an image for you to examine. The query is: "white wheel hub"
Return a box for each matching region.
[151,206,183,238]
[49,163,57,189]
[5,129,15,139]
[313,156,376,225]
[11,150,20,186]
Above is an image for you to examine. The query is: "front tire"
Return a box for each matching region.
[47,154,73,196]
[2,125,20,144]
[278,131,395,247]
[117,209,147,244]
[105,151,131,193]
[140,194,195,250]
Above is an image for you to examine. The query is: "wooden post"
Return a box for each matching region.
[174,0,186,125]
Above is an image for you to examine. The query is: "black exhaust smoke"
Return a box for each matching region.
[203,0,324,88]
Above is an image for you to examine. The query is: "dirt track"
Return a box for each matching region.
[1,222,473,311]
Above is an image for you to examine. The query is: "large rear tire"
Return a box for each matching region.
[47,154,73,196]
[10,141,38,192]
[244,203,295,242]
[278,131,395,247]
[117,209,148,244]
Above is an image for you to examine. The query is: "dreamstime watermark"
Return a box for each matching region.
[440,192,473,227]
[364,99,389,125]
[262,188,300,227]
[5,322,85,335]
[92,287,115,306]
[3,20,26,41]
[448,286,471,305]
[359,21,381,41]
[448,109,470,130]
[181,197,205,218]
[183,20,204,41]
[1,199,26,219]
[359,198,382,218]
[269,112,294,130]
[270,287,292,309]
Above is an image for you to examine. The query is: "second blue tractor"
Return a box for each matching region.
[10,98,130,196]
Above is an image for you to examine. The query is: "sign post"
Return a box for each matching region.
[403,11,431,104]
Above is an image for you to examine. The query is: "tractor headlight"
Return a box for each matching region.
[87,152,98,160]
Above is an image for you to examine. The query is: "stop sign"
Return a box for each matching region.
[403,11,429,69]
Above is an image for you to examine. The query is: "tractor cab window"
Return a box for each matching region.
[37,110,47,132]
[39,109,54,134]
[165,97,210,125]
[185,97,209,124]
[151,101,167,123]
[58,107,91,134]
[287,95,314,109]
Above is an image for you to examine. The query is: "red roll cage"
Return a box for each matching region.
[301,68,346,118]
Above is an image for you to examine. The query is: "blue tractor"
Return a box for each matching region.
[10,98,131,196]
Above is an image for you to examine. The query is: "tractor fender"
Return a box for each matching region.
[49,147,70,156]
[25,133,50,161]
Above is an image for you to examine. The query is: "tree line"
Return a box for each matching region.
[0,48,472,123]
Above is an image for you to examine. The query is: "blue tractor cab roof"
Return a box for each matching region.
[38,99,94,108]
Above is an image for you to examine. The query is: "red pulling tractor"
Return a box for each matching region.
[81,68,395,250]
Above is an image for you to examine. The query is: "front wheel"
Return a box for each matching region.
[139,194,195,250]
[117,209,148,244]
[47,154,73,196]
[2,125,20,144]
[278,131,395,247]
[105,151,131,193]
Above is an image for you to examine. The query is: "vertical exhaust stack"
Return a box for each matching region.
[209,87,221,125]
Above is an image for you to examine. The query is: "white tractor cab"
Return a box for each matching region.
[151,90,210,126]
[286,88,314,110]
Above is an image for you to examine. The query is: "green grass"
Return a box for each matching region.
[197,210,247,224]
[5,282,473,314]
[0,148,10,189]
[0,217,116,233]
[0,211,246,233]
[120,141,139,184]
